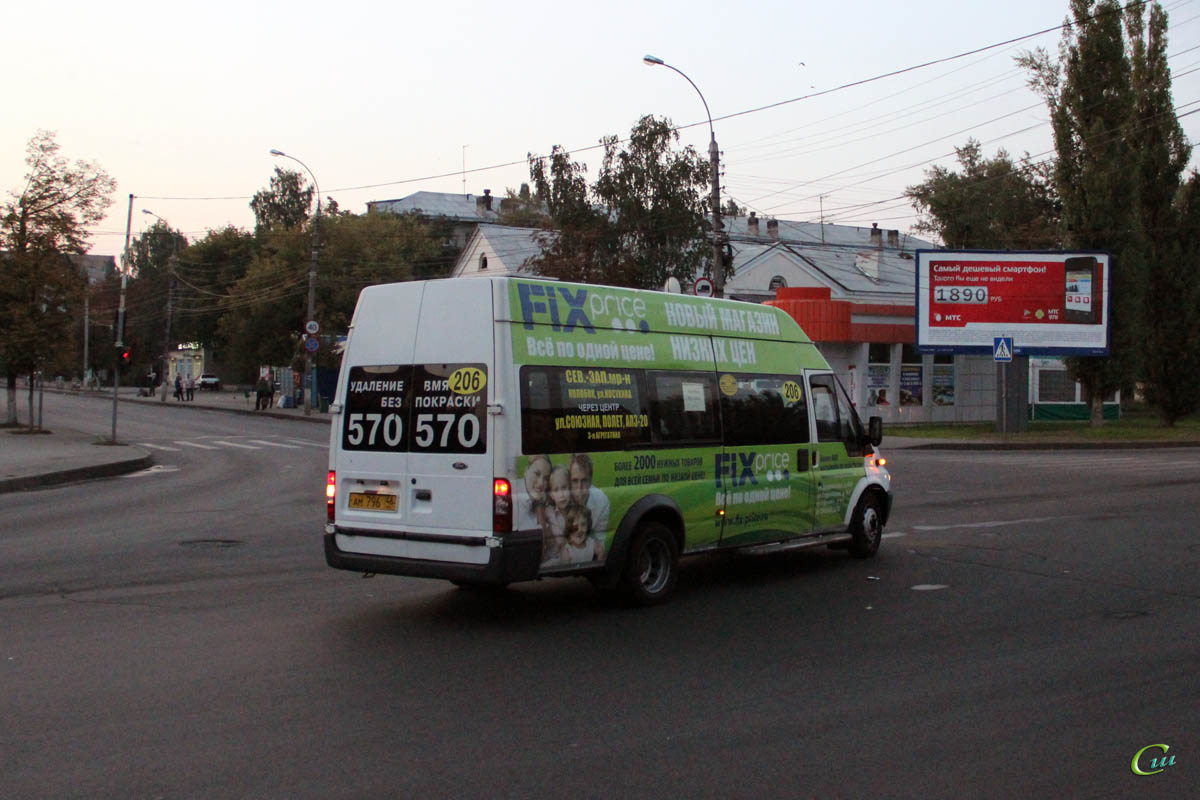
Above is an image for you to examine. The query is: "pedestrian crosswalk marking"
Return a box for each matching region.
[283,439,327,448]
[211,440,262,450]
[248,439,301,449]
[175,441,220,450]
[139,443,181,452]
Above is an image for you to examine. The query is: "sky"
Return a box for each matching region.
[6,0,1200,259]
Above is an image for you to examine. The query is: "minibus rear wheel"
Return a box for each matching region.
[620,522,680,606]
[848,492,884,558]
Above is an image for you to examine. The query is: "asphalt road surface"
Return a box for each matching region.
[2,395,1195,798]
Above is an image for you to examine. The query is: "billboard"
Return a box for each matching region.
[915,250,1110,355]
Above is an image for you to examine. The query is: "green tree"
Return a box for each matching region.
[218,210,452,379]
[527,115,711,289]
[594,115,712,289]
[1127,2,1195,425]
[171,225,258,351]
[250,167,313,235]
[0,131,114,427]
[125,220,188,381]
[496,183,549,228]
[907,139,1060,249]
[1021,0,1143,426]
[217,229,309,378]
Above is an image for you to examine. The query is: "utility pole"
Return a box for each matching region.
[709,135,724,298]
[270,149,322,415]
[83,292,89,385]
[160,252,176,401]
[111,194,133,443]
[643,55,725,297]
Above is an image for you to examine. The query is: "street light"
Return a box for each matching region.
[643,54,725,297]
[269,148,321,415]
[142,209,177,402]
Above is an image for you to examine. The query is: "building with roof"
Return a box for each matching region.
[374,189,1002,422]
[367,190,505,249]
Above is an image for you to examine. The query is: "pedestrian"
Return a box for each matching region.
[174,375,184,401]
[255,375,270,410]
[186,375,196,401]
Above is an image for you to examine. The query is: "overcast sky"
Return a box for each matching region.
[6,0,1200,258]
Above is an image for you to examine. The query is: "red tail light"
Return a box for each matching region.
[493,478,512,532]
[326,471,336,522]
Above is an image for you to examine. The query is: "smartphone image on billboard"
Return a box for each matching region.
[1064,256,1101,324]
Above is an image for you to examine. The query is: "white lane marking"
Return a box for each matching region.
[248,439,301,449]
[121,465,181,477]
[882,532,906,539]
[282,439,326,448]
[138,443,180,452]
[212,440,262,450]
[911,515,1069,532]
[911,584,950,591]
[175,441,219,450]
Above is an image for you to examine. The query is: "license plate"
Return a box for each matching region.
[349,492,397,512]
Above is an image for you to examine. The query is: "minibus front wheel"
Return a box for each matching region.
[620,522,680,606]
[848,492,884,558]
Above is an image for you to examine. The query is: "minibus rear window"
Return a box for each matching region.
[342,363,487,453]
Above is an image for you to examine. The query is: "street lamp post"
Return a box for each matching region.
[142,209,177,402]
[643,54,725,298]
[269,149,321,415]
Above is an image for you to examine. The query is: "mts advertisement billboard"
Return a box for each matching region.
[915,250,1110,356]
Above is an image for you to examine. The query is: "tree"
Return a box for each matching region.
[125,220,188,382]
[1020,0,1143,426]
[907,139,1060,250]
[250,167,313,235]
[1126,2,1196,425]
[171,225,258,350]
[0,131,114,427]
[594,116,712,290]
[526,115,712,289]
[217,210,452,379]
[496,183,549,228]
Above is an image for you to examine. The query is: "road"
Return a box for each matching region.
[1,395,1195,798]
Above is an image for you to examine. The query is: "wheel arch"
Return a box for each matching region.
[592,494,684,588]
[844,479,891,528]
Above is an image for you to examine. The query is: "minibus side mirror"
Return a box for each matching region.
[868,416,883,448]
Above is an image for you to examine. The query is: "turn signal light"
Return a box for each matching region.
[326,471,336,522]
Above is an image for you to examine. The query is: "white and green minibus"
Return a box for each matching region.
[324,277,891,604]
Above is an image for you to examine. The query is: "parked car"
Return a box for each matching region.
[196,374,221,390]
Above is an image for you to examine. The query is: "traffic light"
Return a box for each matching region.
[120,347,131,365]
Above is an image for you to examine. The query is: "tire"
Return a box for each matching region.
[848,492,884,559]
[619,522,680,606]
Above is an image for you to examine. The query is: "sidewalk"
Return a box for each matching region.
[1,386,329,494]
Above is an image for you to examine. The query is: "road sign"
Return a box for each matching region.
[305,320,320,335]
[304,336,320,353]
[993,337,1013,362]
[694,277,714,297]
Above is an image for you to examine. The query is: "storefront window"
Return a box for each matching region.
[900,345,923,406]
[931,353,955,406]
[867,344,891,407]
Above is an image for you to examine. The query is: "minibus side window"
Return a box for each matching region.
[648,371,720,445]
[720,374,809,445]
[519,365,651,454]
[810,374,866,456]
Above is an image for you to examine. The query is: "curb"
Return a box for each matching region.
[0,452,155,494]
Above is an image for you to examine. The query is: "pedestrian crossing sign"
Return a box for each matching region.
[993,337,1014,362]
